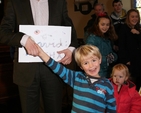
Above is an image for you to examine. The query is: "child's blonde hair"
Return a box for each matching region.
[74,45,102,67]
[111,63,130,79]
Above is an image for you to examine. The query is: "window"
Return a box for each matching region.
[134,0,141,22]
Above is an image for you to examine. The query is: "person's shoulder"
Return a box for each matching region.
[122,9,127,14]
[110,11,117,18]
[126,80,138,91]
[87,14,96,22]
[110,11,115,16]
[126,80,139,96]
[91,14,97,19]
[76,72,88,80]
[121,9,127,18]
[108,78,112,83]
[103,78,112,84]
[86,33,96,38]
[100,77,113,88]
[103,80,115,93]
[86,34,101,41]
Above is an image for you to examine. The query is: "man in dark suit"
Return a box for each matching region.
[0,0,78,113]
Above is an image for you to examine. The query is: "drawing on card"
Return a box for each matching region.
[19,25,71,63]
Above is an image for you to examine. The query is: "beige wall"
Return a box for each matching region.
[67,0,131,39]
[122,0,132,11]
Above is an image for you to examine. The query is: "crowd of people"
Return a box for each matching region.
[0,0,141,113]
[85,0,141,90]
[83,0,141,112]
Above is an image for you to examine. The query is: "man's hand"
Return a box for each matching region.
[58,49,72,65]
[24,38,39,56]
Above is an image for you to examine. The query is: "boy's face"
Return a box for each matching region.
[80,55,101,77]
[113,2,123,14]
[112,70,128,86]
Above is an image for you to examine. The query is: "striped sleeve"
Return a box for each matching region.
[45,58,77,87]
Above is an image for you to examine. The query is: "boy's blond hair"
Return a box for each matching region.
[74,45,102,67]
[111,63,130,79]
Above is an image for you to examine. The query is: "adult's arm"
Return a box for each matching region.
[0,0,24,47]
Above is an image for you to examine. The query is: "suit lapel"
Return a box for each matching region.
[48,0,53,25]
[48,0,57,25]
[21,0,34,24]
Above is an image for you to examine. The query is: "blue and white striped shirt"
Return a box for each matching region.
[46,58,116,113]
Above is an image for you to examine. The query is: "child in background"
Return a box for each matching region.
[109,64,141,113]
[85,12,118,78]
[32,44,116,113]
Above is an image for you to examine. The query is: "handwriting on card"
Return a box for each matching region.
[19,25,71,62]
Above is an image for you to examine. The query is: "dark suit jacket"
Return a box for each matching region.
[0,0,77,86]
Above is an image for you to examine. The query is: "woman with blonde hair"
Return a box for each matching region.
[118,9,141,91]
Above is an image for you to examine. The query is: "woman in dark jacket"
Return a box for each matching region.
[118,9,141,91]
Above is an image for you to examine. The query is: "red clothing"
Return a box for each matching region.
[109,79,141,113]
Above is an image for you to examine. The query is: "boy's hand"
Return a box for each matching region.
[36,44,50,62]
[107,53,114,64]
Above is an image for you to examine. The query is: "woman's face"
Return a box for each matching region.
[129,11,139,27]
[98,17,110,33]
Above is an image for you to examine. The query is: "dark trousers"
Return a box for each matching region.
[18,64,63,113]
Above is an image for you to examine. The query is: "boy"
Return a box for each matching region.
[110,0,126,54]
[33,44,116,113]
